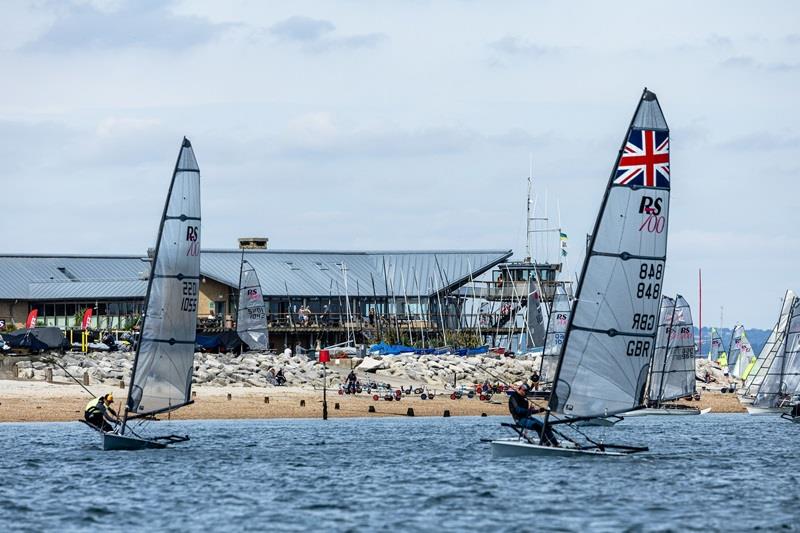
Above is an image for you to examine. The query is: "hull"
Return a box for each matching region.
[746,406,786,416]
[623,406,707,417]
[102,433,167,451]
[574,417,621,427]
[490,439,634,457]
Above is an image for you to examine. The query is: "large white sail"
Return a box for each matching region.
[744,290,796,394]
[237,259,269,351]
[754,298,800,408]
[539,285,570,385]
[127,138,201,417]
[649,295,695,403]
[526,278,547,349]
[550,89,671,418]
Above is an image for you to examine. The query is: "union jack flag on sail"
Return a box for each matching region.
[613,129,670,188]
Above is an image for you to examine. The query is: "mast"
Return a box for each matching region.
[542,89,670,435]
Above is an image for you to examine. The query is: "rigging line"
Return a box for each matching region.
[44,357,95,398]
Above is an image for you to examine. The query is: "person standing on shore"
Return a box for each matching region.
[507,384,557,446]
[84,393,119,432]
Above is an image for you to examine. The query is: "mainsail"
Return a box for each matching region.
[549,89,671,419]
[708,328,727,362]
[525,277,547,349]
[126,138,200,417]
[648,295,695,403]
[539,285,570,385]
[237,259,269,351]
[753,298,800,408]
[727,325,745,377]
[744,290,796,395]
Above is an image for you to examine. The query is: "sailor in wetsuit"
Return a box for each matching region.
[84,393,119,432]
[508,383,558,446]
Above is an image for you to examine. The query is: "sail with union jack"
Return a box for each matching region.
[613,129,670,188]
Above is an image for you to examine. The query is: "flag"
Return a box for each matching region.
[613,129,670,188]
[26,309,38,329]
[560,232,568,256]
[81,308,93,330]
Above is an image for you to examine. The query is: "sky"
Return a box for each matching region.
[0,0,798,328]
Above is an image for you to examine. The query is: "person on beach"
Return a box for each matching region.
[508,384,558,446]
[345,370,358,394]
[84,393,119,432]
[530,370,540,391]
[275,368,286,386]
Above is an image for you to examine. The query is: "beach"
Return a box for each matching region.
[0,378,745,423]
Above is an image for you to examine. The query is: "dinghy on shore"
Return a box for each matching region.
[492,89,670,457]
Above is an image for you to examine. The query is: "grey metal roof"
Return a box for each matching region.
[0,249,512,300]
[200,249,513,298]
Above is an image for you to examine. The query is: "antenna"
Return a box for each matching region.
[526,154,533,262]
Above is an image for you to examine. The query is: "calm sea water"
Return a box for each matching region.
[0,414,797,532]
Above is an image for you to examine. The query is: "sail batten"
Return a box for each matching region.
[125,138,201,418]
[549,89,671,419]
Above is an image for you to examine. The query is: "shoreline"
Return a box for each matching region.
[0,379,746,423]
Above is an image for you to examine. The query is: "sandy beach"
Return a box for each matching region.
[0,379,745,423]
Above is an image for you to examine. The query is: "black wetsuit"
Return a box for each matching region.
[84,398,115,432]
[508,391,558,446]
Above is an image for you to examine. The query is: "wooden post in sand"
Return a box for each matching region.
[300,399,305,407]
[443,410,451,417]
[118,379,124,389]
[45,368,53,383]
[264,396,269,404]
[368,405,376,413]
[227,393,232,401]
[83,372,90,386]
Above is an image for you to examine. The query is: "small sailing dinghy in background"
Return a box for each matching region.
[83,138,201,451]
[491,88,670,457]
[748,296,800,416]
[623,295,708,416]
[740,290,796,406]
[237,258,269,351]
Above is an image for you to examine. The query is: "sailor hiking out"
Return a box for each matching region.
[84,393,119,432]
[508,384,558,446]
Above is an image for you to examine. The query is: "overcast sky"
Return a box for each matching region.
[1,0,797,328]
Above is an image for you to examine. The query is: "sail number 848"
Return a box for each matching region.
[636,262,663,300]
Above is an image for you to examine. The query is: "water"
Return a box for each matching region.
[0,415,797,532]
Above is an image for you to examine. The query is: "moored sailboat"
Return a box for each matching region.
[492,88,670,457]
[84,138,201,450]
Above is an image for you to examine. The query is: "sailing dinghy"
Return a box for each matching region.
[237,258,269,351]
[492,89,670,457]
[623,295,708,416]
[85,138,200,450]
[748,296,800,415]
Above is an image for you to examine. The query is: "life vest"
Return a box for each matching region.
[85,397,104,415]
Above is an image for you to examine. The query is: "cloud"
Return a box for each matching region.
[268,15,386,53]
[720,55,800,72]
[717,131,800,152]
[486,35,557,67]
[26,0,232,52]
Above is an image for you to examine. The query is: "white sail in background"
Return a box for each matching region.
[648,296,675,403]
[526,278,547,349]
[127,138,201,416]
[649,295,695,403]
[744,290,796,394]
[237,259,269,351]
[539,285,570,384]
[754,298,800,408]
[709,328,726,362]
[550,89,671,418]
[727,325,744,377]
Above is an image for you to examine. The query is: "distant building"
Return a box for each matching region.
[0,249,511,348]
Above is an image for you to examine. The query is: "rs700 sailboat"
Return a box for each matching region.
[492,89,670,457]
[84,138,201,451]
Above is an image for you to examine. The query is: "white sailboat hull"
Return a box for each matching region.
[622,407,708,417]
[746,406,787,415]
[490,439,632,457]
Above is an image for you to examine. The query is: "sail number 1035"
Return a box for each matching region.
[181,281,198,312]
[636,262,663,300]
